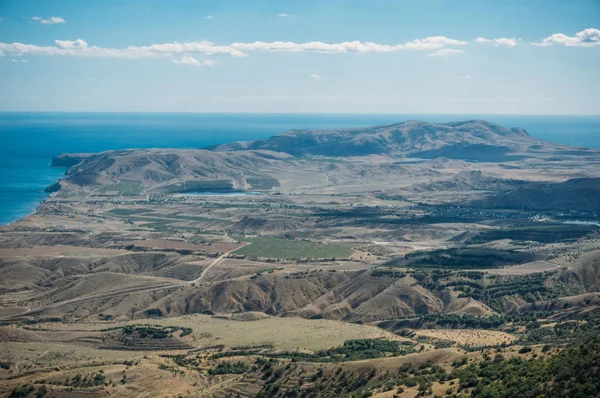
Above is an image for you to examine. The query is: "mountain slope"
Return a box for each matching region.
[472,177,600,212]
[213,120,551,159]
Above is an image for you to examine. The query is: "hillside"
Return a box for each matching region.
[472,177,600,212]
[213,120,555,160]
[47,120,600,197]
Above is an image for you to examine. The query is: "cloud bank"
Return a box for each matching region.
[32,16,66,24]
[0,29,595,64]
[532,28,600,47]
[0,36,468,60]
[172,56,218,66]
[427,48,464,57]
[474,37,519,47]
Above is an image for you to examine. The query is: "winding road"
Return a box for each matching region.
[189,242,250,284]
[3,240,250,319]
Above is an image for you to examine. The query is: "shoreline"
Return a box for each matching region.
[0,176,60,227]
[0,198,47,226]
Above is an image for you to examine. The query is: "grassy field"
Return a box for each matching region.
[97,180,144,195]
[413,328,516,347]
[232,236,354,259]
[23,314,400,351]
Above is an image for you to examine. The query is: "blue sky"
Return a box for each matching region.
[0,0,599,114]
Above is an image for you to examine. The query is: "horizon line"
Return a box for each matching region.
[0,111,599,116]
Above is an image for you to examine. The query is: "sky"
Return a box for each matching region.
[0,0,599,114]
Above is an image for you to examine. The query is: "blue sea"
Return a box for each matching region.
[1,112,599,225]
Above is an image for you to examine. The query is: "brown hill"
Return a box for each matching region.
[473,177,600,212]
[214,120,553,160]
[48,120,595,196]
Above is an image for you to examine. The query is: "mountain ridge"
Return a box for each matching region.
[212,120,540,158]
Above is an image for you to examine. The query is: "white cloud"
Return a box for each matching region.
[474,37,519,47]
[204,16,214,19]
[310,74,322,79]
[459,75,471,79]
[32,16,66,24]
[12,59,28,63]
[172,56,218,66]
[0,36,469,61]
[427,48,465,57]
[532,28,600,47]
[277,13,289,17]
[0,39,245,58]
[230,36,467,53]
[55,39,88,49]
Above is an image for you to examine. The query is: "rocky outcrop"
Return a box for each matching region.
[51,153,94,168]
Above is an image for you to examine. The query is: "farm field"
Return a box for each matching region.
[30,313,400,351]
[123,239,243,253]
[488,260,562,275]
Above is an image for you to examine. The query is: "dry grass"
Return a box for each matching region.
[123,239,243,253]
[488,261,562,275]
[0,306,29,318]
[0,246,128,258]
[413,329,516,346]
[31,313,400,351]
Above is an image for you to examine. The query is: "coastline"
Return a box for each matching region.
[1,113,600,227]
[0,173,63,226]
[0,196,49,226]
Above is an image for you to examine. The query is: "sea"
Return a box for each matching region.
[1,112,599,225]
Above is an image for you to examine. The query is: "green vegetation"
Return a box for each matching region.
[102,324,193,338]
[401,268,569,313]
[449,335,600,398]
[468,224,596,244]
[519,316,600,345]
[144,308,163,318]
[208,361,250,375]
[314,208,486,225]
[62,372,108,388]
[418,314,505,329]
[369,269,407,278]
[391,248,536,269]
[252,330,600,398]
[460,273,569,312]
[109,208,152,216]
[8,384,36,398]
[98,180,144,195]
[215,339,414,363]
[232,236,353,259]
[158,180,234,194]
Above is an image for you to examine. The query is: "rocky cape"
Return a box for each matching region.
[47,120,600,210]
